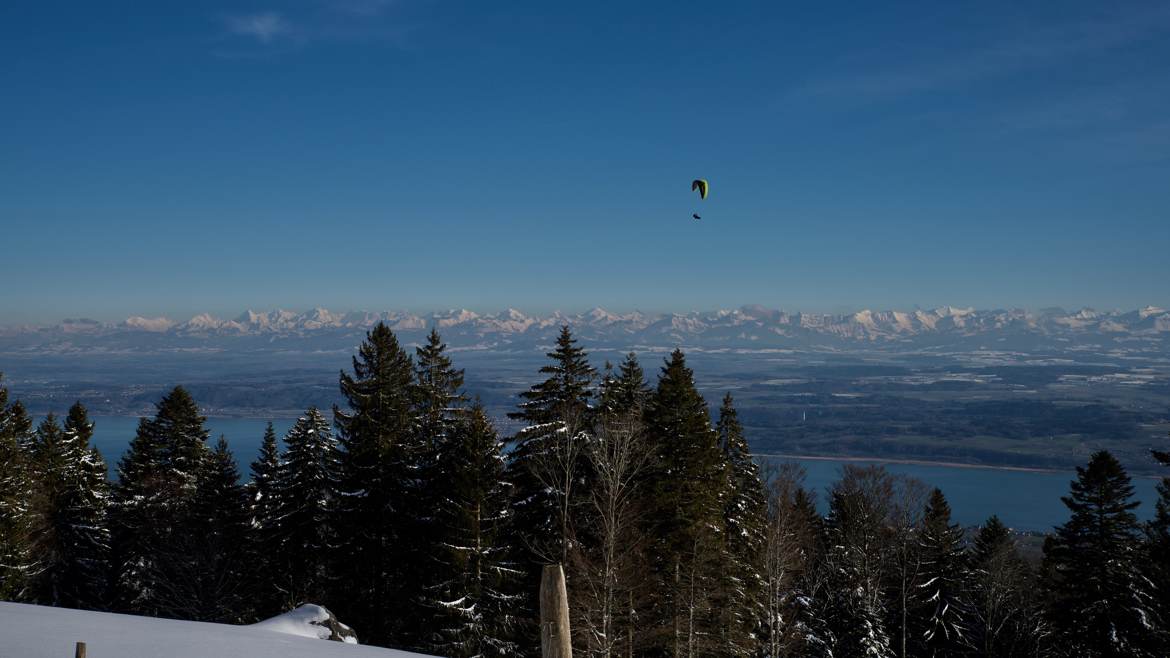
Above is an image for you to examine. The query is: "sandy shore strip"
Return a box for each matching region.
[752,453,1066,474]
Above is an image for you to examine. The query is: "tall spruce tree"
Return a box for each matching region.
[0,378,36,601]
[598,352,650,417]
[505,325,596,643]
[153,436,250,623]
[110,386,210,615]
[332,322,419,648]
[273,408,340,610]
[27,404,111,609]
[506,325,596,560]
[909,488,972,658]
[414,328,467,452]
[820,465,896,658]
[424,403,521,658]
[1042,450,1158,658]
[413,329,468,617]
[247,422,283,618]
[643,349,728,657]
[1148,478,1170,654]
[716,393,767,657]
[1146,438,1170,654]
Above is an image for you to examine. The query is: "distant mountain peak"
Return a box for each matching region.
[3,305,1166,354]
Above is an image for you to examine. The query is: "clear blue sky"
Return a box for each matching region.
[2,1,1169,323]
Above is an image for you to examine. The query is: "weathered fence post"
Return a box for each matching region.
[540,563,572,658]
[74,642,86,658]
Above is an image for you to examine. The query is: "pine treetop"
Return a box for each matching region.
[508,325,595,427]
[335,322,415,460]
[250,422,281,486]
[63,401,95,447]
[414,328,468,452]
[599,352,650,416]
[972,515,1014,565]
[717,393,755,469]
[646,349,726,543]
[921,488,963,546]
[1056,450,1142,549]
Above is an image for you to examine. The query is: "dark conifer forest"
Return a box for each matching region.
[1,323,1168,657]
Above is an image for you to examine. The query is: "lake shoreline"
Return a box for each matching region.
[755,452,1069,475]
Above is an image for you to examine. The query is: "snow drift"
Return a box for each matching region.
[0,602,436,658]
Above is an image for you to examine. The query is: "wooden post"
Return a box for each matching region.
[540,563,572,658]
[74,642,86,658]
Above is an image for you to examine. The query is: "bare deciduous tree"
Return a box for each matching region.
[570,410,651,658]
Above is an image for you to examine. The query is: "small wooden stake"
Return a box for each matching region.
[74,642,86,658]
[540,564,572,658]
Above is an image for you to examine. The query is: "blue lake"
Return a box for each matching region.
[76,416,1164,533]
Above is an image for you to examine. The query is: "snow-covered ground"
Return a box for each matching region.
[0,602,436,658]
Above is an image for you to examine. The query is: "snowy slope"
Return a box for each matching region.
[0,602,436,658]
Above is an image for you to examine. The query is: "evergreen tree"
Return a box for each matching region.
[715,393,767,657]
[505,325,596,641]
[273,408,340,610]
[1145,440,1170,654]
[414,328,467,452]
[598,352,650,417]
[506,325,596,560]
[27,404,111,609]
[247,422,283,617]
[332,322,419,647]
[0,378,36,601]
[1042,450,1158,658]
[909,488,971,658]
[425,404,521,658]
[413,329,469,621]
[110,386,209,615]
[820,465,896,658]
[642,349,728,657]
[152,436,250,623]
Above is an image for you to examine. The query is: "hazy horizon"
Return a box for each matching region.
[7,300,1170,327]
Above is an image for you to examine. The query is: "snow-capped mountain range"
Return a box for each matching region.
[3,305,1169,354]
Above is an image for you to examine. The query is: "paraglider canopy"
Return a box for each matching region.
[691,179,708,200]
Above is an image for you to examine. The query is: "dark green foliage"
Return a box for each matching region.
[272,408,339,610]
[505,325,596,641]
[424,404,520,657]
[909,488,971,657]
[508,325,595,432]
[598,352,650,416]
[110,386,210,615]
[820,465,896,658]
[1147,439,1170,653]
[1042,450,1158,658]
[27,404,111,609]
[154,436,250,623]
[716,393,767,656]
[247,422,283,617]
[413,329,469,622]
[0,377,36,601]
[642,349,728,655]
[414,328,468,453]
[332,322,420,647]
